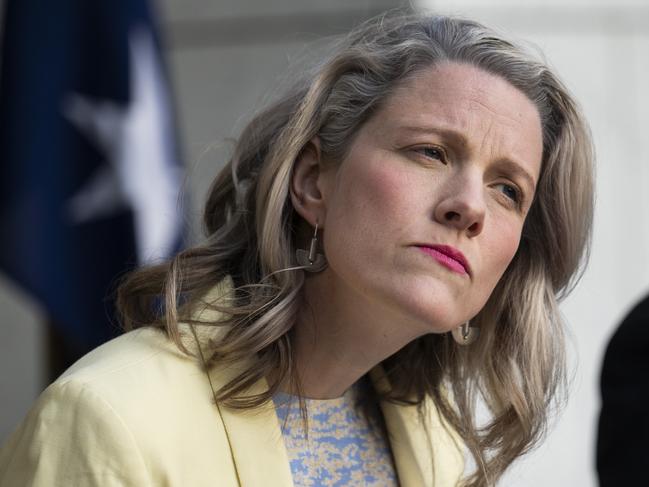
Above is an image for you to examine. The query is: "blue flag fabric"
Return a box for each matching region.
[0,0,184,350]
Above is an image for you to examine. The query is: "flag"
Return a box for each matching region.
[0,0,184,360]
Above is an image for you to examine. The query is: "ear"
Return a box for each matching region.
[290,137,330,227]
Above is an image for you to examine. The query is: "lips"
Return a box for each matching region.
[416,244,471,276]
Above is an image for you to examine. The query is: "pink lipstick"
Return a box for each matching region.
[417,245,470,276]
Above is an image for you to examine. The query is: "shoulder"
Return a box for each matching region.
[0,328,238,486]
[602,294,649,382]
[51,327,215,430]
[607,294,649,349]
[58,327,196,394]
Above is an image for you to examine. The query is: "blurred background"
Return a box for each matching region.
[1,0,648,485]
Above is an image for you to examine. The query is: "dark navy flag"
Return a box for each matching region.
[0,1,184,356]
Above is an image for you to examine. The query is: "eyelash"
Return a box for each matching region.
[414,145,448,164]
[495,182,523,207]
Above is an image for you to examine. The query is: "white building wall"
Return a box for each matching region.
[418,1,649,486]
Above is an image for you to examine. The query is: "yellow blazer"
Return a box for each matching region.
[0,327,464,486]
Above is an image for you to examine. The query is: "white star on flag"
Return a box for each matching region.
[62,25,183,264]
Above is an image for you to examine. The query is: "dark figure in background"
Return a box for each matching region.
[597,293,649,486]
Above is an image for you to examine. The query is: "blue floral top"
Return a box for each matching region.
[273,378,399,486]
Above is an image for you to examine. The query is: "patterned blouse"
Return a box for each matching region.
[273,378,399,486]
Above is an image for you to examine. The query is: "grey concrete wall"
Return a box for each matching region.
[0,279,44,443]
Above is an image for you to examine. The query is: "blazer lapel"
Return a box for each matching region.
[213,371,294,487]
[371,368,465,487]
[185,279,294,487]
[185,341,294,487]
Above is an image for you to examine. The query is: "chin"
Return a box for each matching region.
[388,281,466,336]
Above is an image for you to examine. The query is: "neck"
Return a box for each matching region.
[285,269,423,399]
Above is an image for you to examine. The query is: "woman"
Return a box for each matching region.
[0,11,593,487]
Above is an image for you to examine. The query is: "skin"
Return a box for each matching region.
[289,62,543,399]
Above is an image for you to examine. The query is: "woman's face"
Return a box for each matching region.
[318,62,543,335]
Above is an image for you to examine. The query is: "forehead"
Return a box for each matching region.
[369,62,543,177]
[388,62,540,127]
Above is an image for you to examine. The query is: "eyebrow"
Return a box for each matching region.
[399,124,537,191]
[400,125,470,150]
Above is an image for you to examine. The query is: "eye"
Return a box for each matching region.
[495,182,522,205]
[414,145,448,164]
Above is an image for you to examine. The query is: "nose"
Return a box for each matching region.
[433,173,485,238]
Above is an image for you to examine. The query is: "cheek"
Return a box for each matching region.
[350,159,408,208]
[483,223,523,286]
[323,159,413,270]
[330,160,410,235]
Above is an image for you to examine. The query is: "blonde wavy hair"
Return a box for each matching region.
[118,11,594,487]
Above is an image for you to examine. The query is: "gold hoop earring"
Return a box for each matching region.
[296,221,328,273]
[452,321,479,345]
